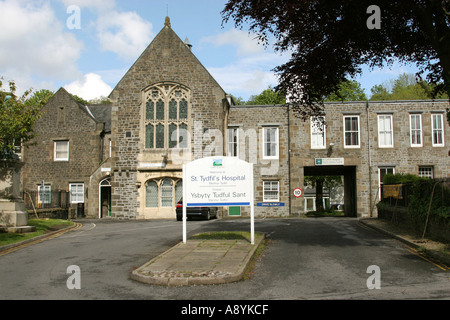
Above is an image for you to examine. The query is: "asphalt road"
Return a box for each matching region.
[0,217,448,300]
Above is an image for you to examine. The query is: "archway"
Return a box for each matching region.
[303,166,357,217]
[99,177,111,218]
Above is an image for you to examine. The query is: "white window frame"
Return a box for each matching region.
[378,167,395,200]
[343,115,360,148]
[304,196,330,212]
[418,166,434,179]
[409,114,423,147]
[38,185,51,204]
[431,113,445,147]
[54,140,69,161]
[263,181,279,202]
[377,114,394,148]
[310,116,326,149]
[262,127,279,159]
[227,127,239,157]
[69,183,84,204]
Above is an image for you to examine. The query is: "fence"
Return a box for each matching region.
[378,177,450,242]
[380,178,450,209]
[23,190,70,211]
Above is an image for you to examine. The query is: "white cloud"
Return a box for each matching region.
[64,73,112,101]
[60,0,154,61]
[0,0,83,84]
[201,29,264,56]
[59,0,116,11]
[200,29,290,99]
[96,10,154,61]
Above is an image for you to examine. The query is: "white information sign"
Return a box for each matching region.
[315,158,345,166]
[182,157,255,244]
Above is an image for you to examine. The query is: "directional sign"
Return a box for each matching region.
[293,188,303,198]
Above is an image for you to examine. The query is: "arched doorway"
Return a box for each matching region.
[99,177,111,218]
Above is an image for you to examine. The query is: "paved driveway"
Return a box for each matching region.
[0,217,448,300]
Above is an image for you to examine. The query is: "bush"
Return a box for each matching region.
[382,173,427,185]
[379,174,450,240]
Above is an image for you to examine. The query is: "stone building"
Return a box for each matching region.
[22,17,450,219]
[289,100,450,217]
[22,87,111,215]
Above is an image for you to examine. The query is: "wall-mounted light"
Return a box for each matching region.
[162,153,168,166]
[327,143,335,157]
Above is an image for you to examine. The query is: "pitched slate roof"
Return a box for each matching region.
[86,104,112,133]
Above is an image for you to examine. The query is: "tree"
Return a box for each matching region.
[325,80,367,102]
[304,175,343,212]
[24,89,54,107]
[246,86,286,105]
[0,78,44,159]
[229,94,246,105]
[88,96,111,105]
[222,0,450,121]
[370,84,391,101]
[369,73,449,100]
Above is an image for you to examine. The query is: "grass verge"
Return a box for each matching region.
[189,231,254,241]
[0,219,74,247]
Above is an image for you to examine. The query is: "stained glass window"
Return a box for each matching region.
[161,179,173,207]
[175,181,183,203]
[146,124,154,149]
[144,84,189,149]
[179,123,188,148]
[146,101,154,120]
[169,99,177,120]
[146,181,158,208]
[156,124,164,149]
[156,99,164,120]
[169,123,177,148]
[179,99,188,119]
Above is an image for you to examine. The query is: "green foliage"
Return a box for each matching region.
[381,173,450,238]
[24,89,54,107]
[407,179,450,229]
[325,80,367,102]
[382,173,427,185]
[0,219,74,246]
[88,96,111,105]
[370,73,449,101]
[222,0,450,118]
[72,94,89,105]
[0,77,44,159]
[246,86,286,105]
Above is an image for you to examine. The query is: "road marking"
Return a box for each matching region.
[0,223,82,257]
[404,245,449,272]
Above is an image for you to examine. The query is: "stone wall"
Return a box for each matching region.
[228,105,290,217]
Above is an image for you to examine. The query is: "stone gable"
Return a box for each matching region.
[108,17,229,218]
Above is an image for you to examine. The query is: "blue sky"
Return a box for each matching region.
[0,0,420,101]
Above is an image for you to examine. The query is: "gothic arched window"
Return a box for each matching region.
[144,83,189,150]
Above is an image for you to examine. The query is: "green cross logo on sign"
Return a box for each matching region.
[315,159,322,165]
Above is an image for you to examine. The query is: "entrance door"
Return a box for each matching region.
[99,177,111,218]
